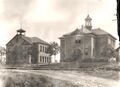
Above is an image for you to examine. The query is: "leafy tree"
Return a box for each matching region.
[102,44,117,59]
[46,42,60,62]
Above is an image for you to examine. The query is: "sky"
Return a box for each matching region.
[0,0,118,48]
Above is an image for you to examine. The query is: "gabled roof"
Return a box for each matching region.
[63,28,93,36]
[30,37,49,44]
[70,29,84,35]
[21,36,32,44]
[60,28,116,40]
[91,28,116,40]
[21,36,49,45]
[6,34,49,46]
[91,28,109,35]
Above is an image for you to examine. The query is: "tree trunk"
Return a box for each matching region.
[54,55,57,63]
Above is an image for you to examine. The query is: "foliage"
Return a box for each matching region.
[46,42,60,56]
[101,44,117,58]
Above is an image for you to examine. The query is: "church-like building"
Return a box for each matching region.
[59,15,116,62]
[6,29,51,65]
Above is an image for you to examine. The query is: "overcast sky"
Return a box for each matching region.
[0,0,118,47]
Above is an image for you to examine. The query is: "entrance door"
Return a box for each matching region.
[73,49,82,61]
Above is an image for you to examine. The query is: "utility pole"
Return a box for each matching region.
[117,0,120,44]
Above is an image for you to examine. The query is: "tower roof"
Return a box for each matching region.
[17,28,26,35]
[17,29,26,33]
[85,14,92,21]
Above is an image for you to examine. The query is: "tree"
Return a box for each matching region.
[102,44,117,59]
[46,42,60,62]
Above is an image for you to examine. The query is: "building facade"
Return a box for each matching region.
[59,15,116,62]
[6,29,51,65]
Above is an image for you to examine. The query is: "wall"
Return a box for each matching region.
[60,34,95,62]
[6,35,31,64]
[95,35,108,59]
[60,38,65,62]
[37,44,51,64]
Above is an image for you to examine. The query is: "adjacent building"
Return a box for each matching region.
[59,15,116,62]
[116,45,120,61]
[6,29,51,65]
[0,46,6,64]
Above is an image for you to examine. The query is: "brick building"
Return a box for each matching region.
[6,29,51,65]
[59,15,116,62]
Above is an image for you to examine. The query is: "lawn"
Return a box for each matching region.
[0,70,80,87]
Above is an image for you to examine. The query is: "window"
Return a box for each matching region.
[45,47,47,53]
[43,56,44,63]
[75,39,81,44]
[43,46,44,52]
[85,48,88,55]
[40,46,42,52]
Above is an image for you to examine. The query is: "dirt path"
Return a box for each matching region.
[0,69,120,87]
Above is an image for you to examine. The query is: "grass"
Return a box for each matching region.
[80,69,119,80]
[0,71,81,87]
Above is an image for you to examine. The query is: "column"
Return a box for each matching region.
[29,55,31,64]
[91,37,94,58]
[45,57,46,63]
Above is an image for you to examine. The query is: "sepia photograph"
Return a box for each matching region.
[0,0,120,87]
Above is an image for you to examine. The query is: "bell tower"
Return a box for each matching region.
[17,29,26,35]
[85,14,92,30]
